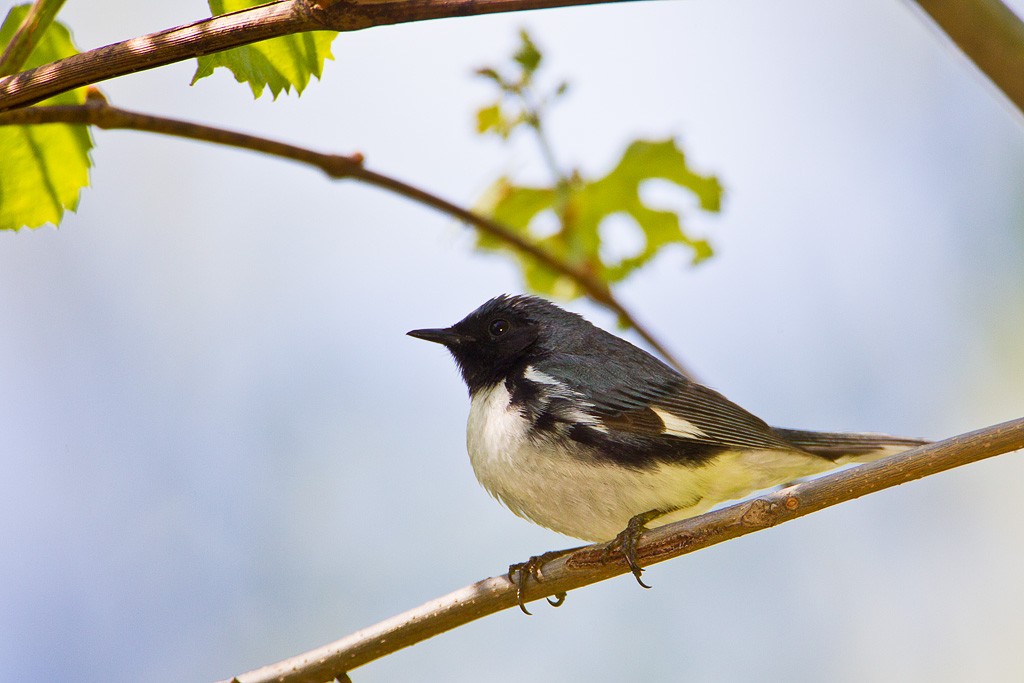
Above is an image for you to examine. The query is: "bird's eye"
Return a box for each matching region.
[488,319,509,337]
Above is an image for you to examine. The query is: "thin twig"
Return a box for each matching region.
[0,0,69,77]
[0,96,689,375]
[217,416,1024,683]
[0,0,640,111]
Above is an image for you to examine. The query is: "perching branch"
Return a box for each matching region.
[0,0,638,111]
[0,94,688,375]
[217,416,1024,683]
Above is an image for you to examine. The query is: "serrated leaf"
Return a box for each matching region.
[474,138,721,297]
[0,4,92,231]
[191,0,337,99]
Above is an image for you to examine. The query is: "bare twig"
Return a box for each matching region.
[0,0,69,77]
[217,416,1024,683]
[908,0,1024,116]
[0,96,688,374]
[0,0,639,111]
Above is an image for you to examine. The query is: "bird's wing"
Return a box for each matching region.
[534,355,797,457]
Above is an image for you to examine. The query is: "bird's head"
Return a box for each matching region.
[408,294,580,393]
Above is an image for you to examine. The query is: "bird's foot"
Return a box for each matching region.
[602,509,664,588]
[508,549,574,615]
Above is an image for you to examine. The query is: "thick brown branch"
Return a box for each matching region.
[218,416,1024,683]
[0,0,639,111]
[0,98,688,374]
[909,0,1024,115]
[0,1,316,109]
[2,0,1024,122]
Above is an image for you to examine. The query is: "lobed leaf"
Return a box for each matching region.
[191,0,337,99]
[474,139,722,297]
[0,4,92,231]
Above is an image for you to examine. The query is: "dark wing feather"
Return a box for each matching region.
[771,428,929,460]
[536,354,799,458]
[592,376,796,451]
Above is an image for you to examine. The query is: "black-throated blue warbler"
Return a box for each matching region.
[409,294,927,605]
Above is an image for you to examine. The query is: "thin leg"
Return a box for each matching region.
[603,509,666,588]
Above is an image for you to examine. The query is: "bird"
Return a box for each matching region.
[408,294,928,607]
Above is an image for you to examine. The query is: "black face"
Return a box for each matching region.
[408,295,550,393]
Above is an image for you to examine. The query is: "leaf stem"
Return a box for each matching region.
[521,92,566,185]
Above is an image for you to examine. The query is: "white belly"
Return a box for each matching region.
[466,383,841,542]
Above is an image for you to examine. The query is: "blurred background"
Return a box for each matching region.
[2,0,1024,681]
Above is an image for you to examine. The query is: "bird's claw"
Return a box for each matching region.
[508,557,543,615]
[603,511,660,588]
[508,549,575,615]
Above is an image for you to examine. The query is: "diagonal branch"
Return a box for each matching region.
[217,416,1024,683]
[5,0,1024,120]
[0,0,69,77]
[3,0,1024,117]
[0,0,639,111]
[908,0,1024,116]
[0,95,688,374]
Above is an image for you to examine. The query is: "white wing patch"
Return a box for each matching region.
[651,407,707,439]
[523,365,563,386]
[522,365,606,431]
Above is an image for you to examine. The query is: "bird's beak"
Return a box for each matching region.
[407,327,465,347]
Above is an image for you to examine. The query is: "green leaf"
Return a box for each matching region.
[475,103,503,135]
[0,4,93,231]
[191,0,337,99]
[580,138,721,276]
[512,29,542,77]
[474,138,722,298]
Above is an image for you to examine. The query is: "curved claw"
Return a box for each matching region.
[508,548,579,614]
[621,534,652,589]
[629,565,652,589]
[547,592,567,607]
[508,563,534,615]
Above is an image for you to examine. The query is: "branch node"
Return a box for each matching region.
[740,498,780,527]
[85,87,106,104]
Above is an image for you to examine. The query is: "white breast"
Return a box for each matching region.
[465,382,847,542]
[465,382,692,541]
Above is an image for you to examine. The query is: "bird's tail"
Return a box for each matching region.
[772,427,930,463]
